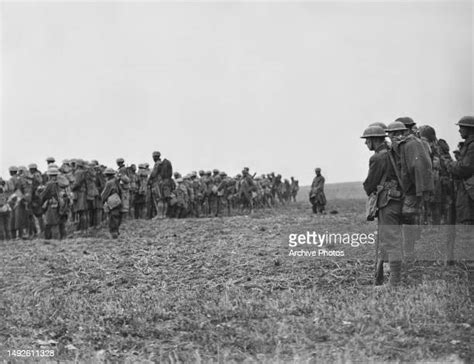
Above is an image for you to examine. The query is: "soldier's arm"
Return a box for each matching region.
[363,154,385,196]
[448,142,474,178]
[101,182,112,203]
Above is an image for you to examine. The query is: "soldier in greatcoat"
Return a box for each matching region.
[71,159,88,231]
[28,163,45,237]
[101,168,123,239]
[386,121,434,268]
[40,167,69,239]
[310,168,326,214]
[444,116,474,225]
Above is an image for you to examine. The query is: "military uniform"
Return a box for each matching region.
[174,179,189,218]
[391,133,434,260]
[239,171,256,213]
[134,166,148,219]
[86,165,102,227]
[364,144,404,261]
[101,171,123,239]
[148,160,162,218]
[310,173,326,214]
[14,169,31,239]
[28,166,45,236]
[71,161,88,231]
[40,169,69,239]
[128,166,138,218]
[447,134,474,224]
[362,125,404,286]
[0,179,12,240]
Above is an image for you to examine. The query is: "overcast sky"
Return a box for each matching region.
[1,1,472,184]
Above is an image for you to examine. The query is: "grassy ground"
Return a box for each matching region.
[1,199,472,363]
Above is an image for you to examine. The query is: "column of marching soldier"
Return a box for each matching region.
[361,116,474,287]
[0,150,300,240]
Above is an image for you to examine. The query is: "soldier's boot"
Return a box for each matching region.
[388,261,402,287]
[37,216,45,234]
[374,260,384,286]
[403,252,421,285]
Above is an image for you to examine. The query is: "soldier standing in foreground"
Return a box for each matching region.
[28,163,45,237]
[40,167,69,240]
[101,168,123,239]
[444,116,474,225]
[361,125,404,286]
[310,168,326,214]
[443,116,474,298]
[386,121,434,272]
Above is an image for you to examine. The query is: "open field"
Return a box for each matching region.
[1,199,473,363]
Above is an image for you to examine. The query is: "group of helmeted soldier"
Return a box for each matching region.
[0,151,300,240]
[361,116,474,287]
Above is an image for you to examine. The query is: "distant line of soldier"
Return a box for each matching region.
[0,151,299,240]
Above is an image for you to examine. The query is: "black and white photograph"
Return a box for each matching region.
[1,0,473,362]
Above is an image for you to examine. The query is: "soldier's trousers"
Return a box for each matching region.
[109,208,122,236]
[76,210,88,231]
[89,208,102,227]
[402,214,421,260]
[378,199,403,262]
[0,212,11,240]
[30,214,44,235]
[201,197,210,216]
[44,223,66,240]
[134,202,146,219]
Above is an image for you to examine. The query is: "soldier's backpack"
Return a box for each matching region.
[160,159,173,179]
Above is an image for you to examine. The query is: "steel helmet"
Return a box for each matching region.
[456,116,474,128]
[418,125,437,142]
[368,122,388,130]
[9,166,18,172]
[104,168,116,176]
[116,158,125,164]
[47,167,59,176]
[46,157,55,163]
[386,121,408,132]
[360,125,386,138]
[28,163,38,170]
[395,117,416,126]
